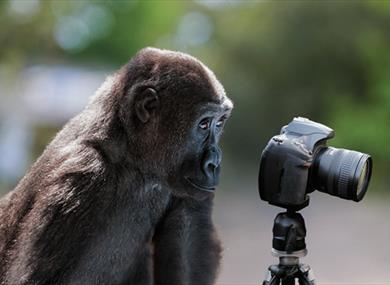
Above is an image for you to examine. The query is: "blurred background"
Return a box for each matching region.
[1,0,389,283]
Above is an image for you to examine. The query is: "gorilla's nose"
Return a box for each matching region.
[202,146,222,177]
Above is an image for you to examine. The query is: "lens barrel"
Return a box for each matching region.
[311,147,372,201]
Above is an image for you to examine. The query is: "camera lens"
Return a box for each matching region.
[311,147,372,201]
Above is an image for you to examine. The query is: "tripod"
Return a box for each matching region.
[262,211,316,285]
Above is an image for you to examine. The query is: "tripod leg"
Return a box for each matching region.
[297,264,316,285]
[297,275,316,285]
[263,275,280,285]
[263,266,280,285]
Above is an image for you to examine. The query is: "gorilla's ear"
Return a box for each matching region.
[135,88,159,123]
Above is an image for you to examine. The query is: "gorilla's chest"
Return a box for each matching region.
[64,186,171,283]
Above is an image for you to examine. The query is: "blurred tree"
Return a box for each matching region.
[0,1,185,65]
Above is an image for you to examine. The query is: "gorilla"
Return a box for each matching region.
[0,47,233,285]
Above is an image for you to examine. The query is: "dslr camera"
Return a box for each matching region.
[259,117,372,211]
[259,117,372,284]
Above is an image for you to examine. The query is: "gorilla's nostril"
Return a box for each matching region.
[207,161,220,174]
[208,163,216,173]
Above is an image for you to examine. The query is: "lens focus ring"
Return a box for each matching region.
[337,151,356,200]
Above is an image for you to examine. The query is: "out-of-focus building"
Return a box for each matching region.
[0,66,107,186]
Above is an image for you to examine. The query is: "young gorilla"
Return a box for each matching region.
[0,48,233,285]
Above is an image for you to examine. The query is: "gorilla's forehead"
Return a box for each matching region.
[196,99,233,116]
[221,96,234,111]
[201,64,226,101]
[186,61,233,115]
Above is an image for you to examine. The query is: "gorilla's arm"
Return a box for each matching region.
[153,196,222,285]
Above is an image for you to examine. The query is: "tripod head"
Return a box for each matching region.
[263,211,315,285]
[272,211,307,258]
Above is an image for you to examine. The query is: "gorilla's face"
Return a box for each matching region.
[178,102,231,194]
[123,47,233,198]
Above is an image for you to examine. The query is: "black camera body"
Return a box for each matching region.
[259,117,372,211]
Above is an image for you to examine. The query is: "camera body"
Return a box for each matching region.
[259,117,371,211]
[259,117,332,210]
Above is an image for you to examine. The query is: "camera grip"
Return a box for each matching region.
[279,155,310,208]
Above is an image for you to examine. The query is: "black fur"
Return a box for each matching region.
[0,47,233,285]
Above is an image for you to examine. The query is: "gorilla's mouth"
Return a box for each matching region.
[185,177,216,192]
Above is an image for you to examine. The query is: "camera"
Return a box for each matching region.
[258,117,372,211]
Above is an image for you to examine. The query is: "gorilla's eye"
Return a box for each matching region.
[199,118,210,130]
[216,116,227,128]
